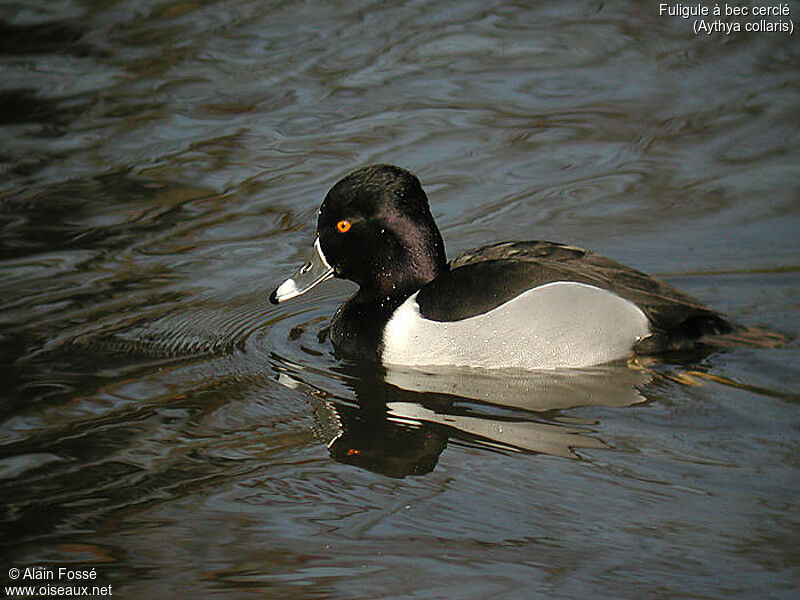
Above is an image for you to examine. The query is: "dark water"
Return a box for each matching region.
[2,1,799,598]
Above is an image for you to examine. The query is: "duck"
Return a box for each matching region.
[270,164,783,369]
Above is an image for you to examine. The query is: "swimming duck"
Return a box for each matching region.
[270,164,780,369]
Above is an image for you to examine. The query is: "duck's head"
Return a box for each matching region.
[270,165,446,304]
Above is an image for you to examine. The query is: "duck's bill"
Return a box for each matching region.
[270,237,334,304]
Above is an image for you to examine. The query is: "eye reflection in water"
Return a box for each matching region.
[275,357,655,478]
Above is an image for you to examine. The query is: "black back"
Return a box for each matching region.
[416,240,737,351]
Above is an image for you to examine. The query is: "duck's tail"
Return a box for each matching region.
[634,314,792,355]
[698,323,792,349]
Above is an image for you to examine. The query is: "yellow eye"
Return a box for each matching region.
[336,219,352,233]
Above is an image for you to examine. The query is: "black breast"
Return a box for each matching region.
[330,293,405,362]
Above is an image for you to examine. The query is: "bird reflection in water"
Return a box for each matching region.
[275,359,653,478]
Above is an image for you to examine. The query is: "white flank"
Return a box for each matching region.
[381,281,650,370]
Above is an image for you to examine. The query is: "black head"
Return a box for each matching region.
[319,165,446,296]
[271,165,447,305]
